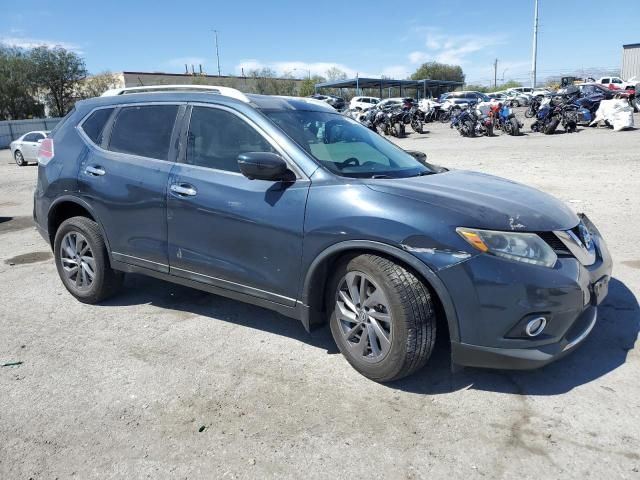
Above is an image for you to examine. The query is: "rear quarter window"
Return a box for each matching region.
[81,108,114,146]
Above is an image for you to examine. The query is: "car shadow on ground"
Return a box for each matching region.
[389,277,638,396]
[102,273,340,354]
[103,275,637,396]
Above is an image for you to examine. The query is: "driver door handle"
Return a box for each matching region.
[170,183,197,197]
[85,165,106,176]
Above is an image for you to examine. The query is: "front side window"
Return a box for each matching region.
[264,110,431,179]
[601,78,609,84]
[81,108,114,146]
[186,106,275,172]
[109,105,178,160]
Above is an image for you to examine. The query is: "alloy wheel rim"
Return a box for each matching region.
[336,271,392,363]
[15,152,23,165]
[60,231,96,291]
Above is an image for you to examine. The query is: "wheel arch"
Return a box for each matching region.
[301,240,460,342]
[47,196,112,258]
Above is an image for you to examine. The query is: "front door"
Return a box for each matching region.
[167,105,309,305]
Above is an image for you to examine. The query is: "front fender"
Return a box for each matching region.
[301,239,461,342]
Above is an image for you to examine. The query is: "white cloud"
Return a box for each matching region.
[0,36,82,53]
[381,65,410,79]
[408,51,430,64]
[428,32,503,65]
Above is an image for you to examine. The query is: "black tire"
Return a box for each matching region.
[328,254,436,382]
[565,121,577,133]
[509,117,520,136]
[524,107,535,118]
[543,118,560,135]
[512,100,520,107]
[485,124,494,137]
[393,122,403,137]
[411,119,423,134]
[14,150,26,166]
[54,216,123,304]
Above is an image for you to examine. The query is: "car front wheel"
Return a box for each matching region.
[328,254,436,382]
[14,150,26,166]
[54,216,123,303]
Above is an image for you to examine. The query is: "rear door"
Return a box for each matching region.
[78,103,184,272]
[167,104,309,305]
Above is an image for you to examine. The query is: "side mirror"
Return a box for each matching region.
[405,150,427,163]
[237,152,290,181]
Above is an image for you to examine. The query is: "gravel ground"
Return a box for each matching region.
[1,112,639,479]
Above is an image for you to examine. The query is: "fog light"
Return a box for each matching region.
[525,317,547,337]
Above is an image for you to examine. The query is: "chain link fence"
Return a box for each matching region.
[0,118,62,149]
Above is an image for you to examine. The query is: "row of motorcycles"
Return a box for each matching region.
[353,101,425,137]
[347,97,524,138]
[347,83,634,138]
[449,102,522,137]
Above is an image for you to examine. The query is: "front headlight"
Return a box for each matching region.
[456,227,557,268]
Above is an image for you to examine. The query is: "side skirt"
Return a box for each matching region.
[111,260,312,330]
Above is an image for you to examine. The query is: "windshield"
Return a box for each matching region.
[263,110,431,178]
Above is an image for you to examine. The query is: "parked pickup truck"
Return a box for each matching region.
[596,76,636,90]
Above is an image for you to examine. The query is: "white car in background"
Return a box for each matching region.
[349,96,380,110]
[9,131,49,166]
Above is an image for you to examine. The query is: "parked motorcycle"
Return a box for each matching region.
[524,95,543,118]
[376,106,406,137]
[474,102,494,136]
[531,96,578,134]
[405,105,424,133]
[450,106,478,137]
[490,102,522,135]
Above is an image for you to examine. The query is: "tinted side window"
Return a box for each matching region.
[187,107,275,172]
[109,105,178,160]
[81,108,114,145]
[23,133,40,142]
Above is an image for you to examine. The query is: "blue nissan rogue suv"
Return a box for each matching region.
[33,85,612,381]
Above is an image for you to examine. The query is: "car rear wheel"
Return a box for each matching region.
[14,150,26,166]
[54,216,123,303]
[328,254,436,382]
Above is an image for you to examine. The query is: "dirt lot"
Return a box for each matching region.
[1,114,639,479]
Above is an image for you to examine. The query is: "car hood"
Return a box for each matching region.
[365,170,579,232]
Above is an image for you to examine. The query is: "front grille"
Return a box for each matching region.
[537,231,572,256]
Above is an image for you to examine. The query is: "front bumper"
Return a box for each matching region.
[436,227,612,370]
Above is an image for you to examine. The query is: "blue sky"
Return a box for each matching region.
[1,0,636,85]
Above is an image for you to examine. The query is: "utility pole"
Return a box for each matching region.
[531,0,539,88]
[493,58,498,88]
[213,29,221,76]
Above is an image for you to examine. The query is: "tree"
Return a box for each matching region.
[81,71,121,98]
[325,67,348,81]
[30,46,87,116]
[298,75,325,97]
[410,61,465,83]
[0,46,44,120]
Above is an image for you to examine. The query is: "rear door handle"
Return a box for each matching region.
[170,183,197,197]
[85,165,106,176]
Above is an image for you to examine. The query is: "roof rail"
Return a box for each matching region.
[101,85,250,102]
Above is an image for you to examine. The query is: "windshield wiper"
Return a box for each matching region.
[370,174,394,179]
[410,171,434,177]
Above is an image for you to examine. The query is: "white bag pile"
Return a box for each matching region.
[590,99,634,131]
